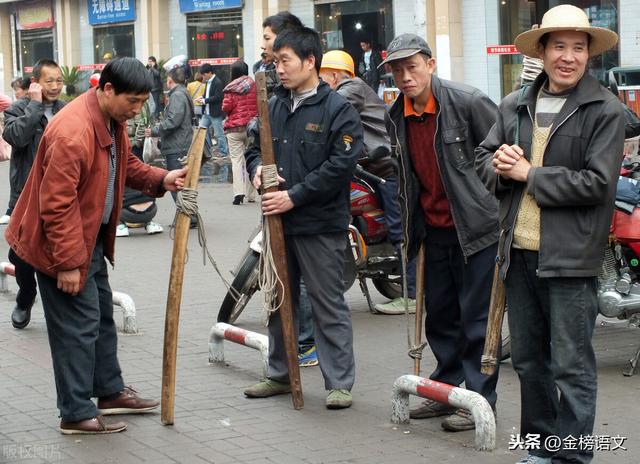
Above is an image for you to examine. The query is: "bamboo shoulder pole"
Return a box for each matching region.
[413,243,426,376]
[161,128,206,425]
[480,262,506,376]
[255,72,303,409]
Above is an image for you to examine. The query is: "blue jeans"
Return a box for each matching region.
[506,250,598,463]
[199,114,228,156]
[297,279,315,352]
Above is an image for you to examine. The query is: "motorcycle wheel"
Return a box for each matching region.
[372,277,402,300]
[501,307,511,362]
[217,250,260,324]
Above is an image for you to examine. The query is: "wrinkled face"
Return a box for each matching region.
[389,53,436,100]
[319,69,338,89]
[102,83,149,123]
[538,31,589,94]
[262,26,277,61]
[274,47,316,92]
[35,66,63,102]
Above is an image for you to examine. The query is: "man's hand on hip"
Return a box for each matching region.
[261,190,294,215]
[58,269,81,296]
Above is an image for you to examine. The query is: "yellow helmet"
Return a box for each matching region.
[320,50,355,78]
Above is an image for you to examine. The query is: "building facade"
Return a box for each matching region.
[0,0,638,101]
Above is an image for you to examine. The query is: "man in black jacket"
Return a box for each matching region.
[384,34,499,431]
[358,40,382,93]
[2,59,65,329]
[197,63,227,156]
[244,27,363,409]
[475,6,624,463]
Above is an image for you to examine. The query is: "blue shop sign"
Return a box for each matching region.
[88,0,136,25]
[179,0,242,13]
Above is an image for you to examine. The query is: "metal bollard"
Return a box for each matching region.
[0,261,15,293]
[209,322,269,376]
[391,374,496,451]
[112,291,138,334]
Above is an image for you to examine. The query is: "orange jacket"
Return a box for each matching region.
[5,88,167,288]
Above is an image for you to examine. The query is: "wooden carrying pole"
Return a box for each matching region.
[161,128,206,425]
[413,243,426,376]
[480,262,506,376]
[255,72,304,409]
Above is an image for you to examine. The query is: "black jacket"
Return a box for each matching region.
[245,81,363,235]
[387,75,499,260]
[3,98,65,210]
[151,85,194,156]
[358,49,382,91]
[203,74,224,118]
[475,72,625,278]
[148,66,162,93]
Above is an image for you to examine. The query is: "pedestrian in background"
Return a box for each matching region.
[384,34,499,431]
[476,6,623,463]
[187,72,206,124]
[147,56,163,118]
[222,60,257,205]
[4,57,187,435]
[197,63,227,157]
[11,77,30,100]
[358,40,382,93]
[2,59,66,329]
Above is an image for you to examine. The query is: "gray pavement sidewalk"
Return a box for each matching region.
[0,161,638,463]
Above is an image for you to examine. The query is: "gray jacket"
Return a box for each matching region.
[151,85,194,155]
[335,77,394,178]
[387,75,499,260]
[3,98,65,210]
[475,72,626,278]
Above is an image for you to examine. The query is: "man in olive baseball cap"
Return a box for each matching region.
[383,32,500,432]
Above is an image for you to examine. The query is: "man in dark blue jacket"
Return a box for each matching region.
[244,26,363,409]
[197,63,227,156]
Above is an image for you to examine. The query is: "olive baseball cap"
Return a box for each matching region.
[378,34,432,69]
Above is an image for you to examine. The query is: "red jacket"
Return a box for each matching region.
[5,88,167,288]
[222,76,257,130]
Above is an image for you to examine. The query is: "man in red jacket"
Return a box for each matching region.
[5,57,187,435]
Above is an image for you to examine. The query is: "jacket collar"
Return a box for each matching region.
[521,71,606,110]
[86,88,116,148]
[389,73,443,121]
[273,80,331,109]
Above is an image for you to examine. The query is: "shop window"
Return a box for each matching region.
[314,0,394,69]
[187,10,243,85]
[20,28,55,70]
[94,24,135,63]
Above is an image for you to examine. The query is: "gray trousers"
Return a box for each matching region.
[267,232,355,390]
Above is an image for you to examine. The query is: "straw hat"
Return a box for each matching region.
[514,4,618,58]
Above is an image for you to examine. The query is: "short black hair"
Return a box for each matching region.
[168,67,186,85]
[148,56,157,62]
[273,27,322,73]
[200,63,213,74]
[99,57,152,95]
[539,31,591,49]
[12,77,30,91]
[32,59,60,79]
[230,60,249,81]
[263,11,303,35]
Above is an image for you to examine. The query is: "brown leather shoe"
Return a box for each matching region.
[97,386,159,415]
[60,415,127,435]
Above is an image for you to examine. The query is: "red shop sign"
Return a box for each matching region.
[486,45,519,55]
[188,58,240,66]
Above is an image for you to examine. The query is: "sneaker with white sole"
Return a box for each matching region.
[298,345,319,367]
[145,221,163,235]
[116,223,129,237]
[374,297,416,315]
[0,214,10,225]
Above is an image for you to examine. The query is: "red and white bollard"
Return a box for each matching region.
[0,261,15,293]
[0,262,137,334]
[209,322,269,377]
[391,375,496,451]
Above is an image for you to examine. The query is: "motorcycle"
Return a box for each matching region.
[217,164,402,324]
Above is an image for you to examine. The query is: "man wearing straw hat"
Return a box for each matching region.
[475,5,624,463]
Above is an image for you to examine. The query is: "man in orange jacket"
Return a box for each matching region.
[5,57,187,435]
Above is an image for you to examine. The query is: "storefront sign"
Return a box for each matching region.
[486,45,519,55]
[87,0,136,25]
[188,58,240,66]
[17,0,54,30]
[23,66,34,73]
[179,0,242,13]
[76,64,106,71]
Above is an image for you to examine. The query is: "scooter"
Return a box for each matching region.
[217,165,402,324]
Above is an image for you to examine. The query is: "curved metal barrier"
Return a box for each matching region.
[391,374,496,451]
[208,322,269,377]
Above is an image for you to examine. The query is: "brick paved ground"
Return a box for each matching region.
[0,162,638,463]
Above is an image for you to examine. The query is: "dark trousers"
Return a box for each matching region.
[36,236,124,422]
[423,240,498,406]
[8,248,37,310]
[267,232,355,390]
[506,250,598,463]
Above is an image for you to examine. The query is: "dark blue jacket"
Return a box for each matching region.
[245,81,363,235]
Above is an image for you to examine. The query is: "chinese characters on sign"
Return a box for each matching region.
[486,45,519,55]
[179,0,242,13]
[509,434,628,452]
[87,0,136,25]
[196,32,226,41]
[188,58,240,66]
